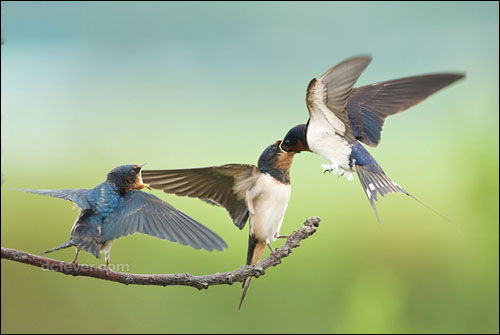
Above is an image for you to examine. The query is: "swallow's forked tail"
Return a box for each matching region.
[355,165,453,224]
[239,277,253,311]
[238,235,266,310]
[40,241,73,255]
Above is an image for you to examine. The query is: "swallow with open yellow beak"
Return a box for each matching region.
[20,164,227,266]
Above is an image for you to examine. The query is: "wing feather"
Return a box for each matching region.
[142,164,259,229]
[101,191,227,251]
[347,73,465,146]
[19,188,91,209]
[306,56,372,141]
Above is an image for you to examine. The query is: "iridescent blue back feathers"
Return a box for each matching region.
[20,164,227,262]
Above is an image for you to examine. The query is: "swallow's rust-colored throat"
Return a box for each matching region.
[130,167,151,191]
[273,150,295,170]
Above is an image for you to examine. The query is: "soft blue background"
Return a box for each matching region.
[2,2,498,333]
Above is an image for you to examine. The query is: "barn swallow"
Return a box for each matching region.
[280,56,464,224]
[20,164,227,266]
[141,140,296,309]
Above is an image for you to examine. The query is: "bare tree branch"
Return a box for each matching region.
[1,217,320,289]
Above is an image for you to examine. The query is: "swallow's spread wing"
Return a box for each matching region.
[141,164,259,229]
[101,191,227,251]
[19,188,91,209]
[306,56,372,142]
[347,73,465,147]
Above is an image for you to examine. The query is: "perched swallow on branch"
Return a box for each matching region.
[20,164,227,266]
[142,140,296,309]
[280,56,464,223]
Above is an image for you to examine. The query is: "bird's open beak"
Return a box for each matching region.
[137,164,151,190]
[278,140,287,153]
[278,140,297,155]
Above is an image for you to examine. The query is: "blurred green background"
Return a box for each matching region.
[1,1,498,333]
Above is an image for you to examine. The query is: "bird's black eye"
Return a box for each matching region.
[130,170,136,175]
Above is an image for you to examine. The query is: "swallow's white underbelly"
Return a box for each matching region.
[307,121,352,171]
[248,173,291,243]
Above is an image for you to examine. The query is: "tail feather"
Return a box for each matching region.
[72,239,101,258]
[238,235,266,310]
[238,277,252,310]
[40,241,73,255]
[350,141,453,224]
[351,141,408,224]
[406,192,454,224]
[355,165,409,224]
[355,165,453,224]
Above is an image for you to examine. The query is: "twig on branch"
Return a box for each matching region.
[1,216,320,290]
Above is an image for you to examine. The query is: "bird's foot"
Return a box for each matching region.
[322,163,340,175]
[337,170,354,181]
[98,262,111,274]
[265,239,275,254]
[274,232,289,239]
[322,164,354,181]
[71,248,80,265]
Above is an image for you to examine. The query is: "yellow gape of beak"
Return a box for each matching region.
[278,140,286,153]
[137,164,151,190]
